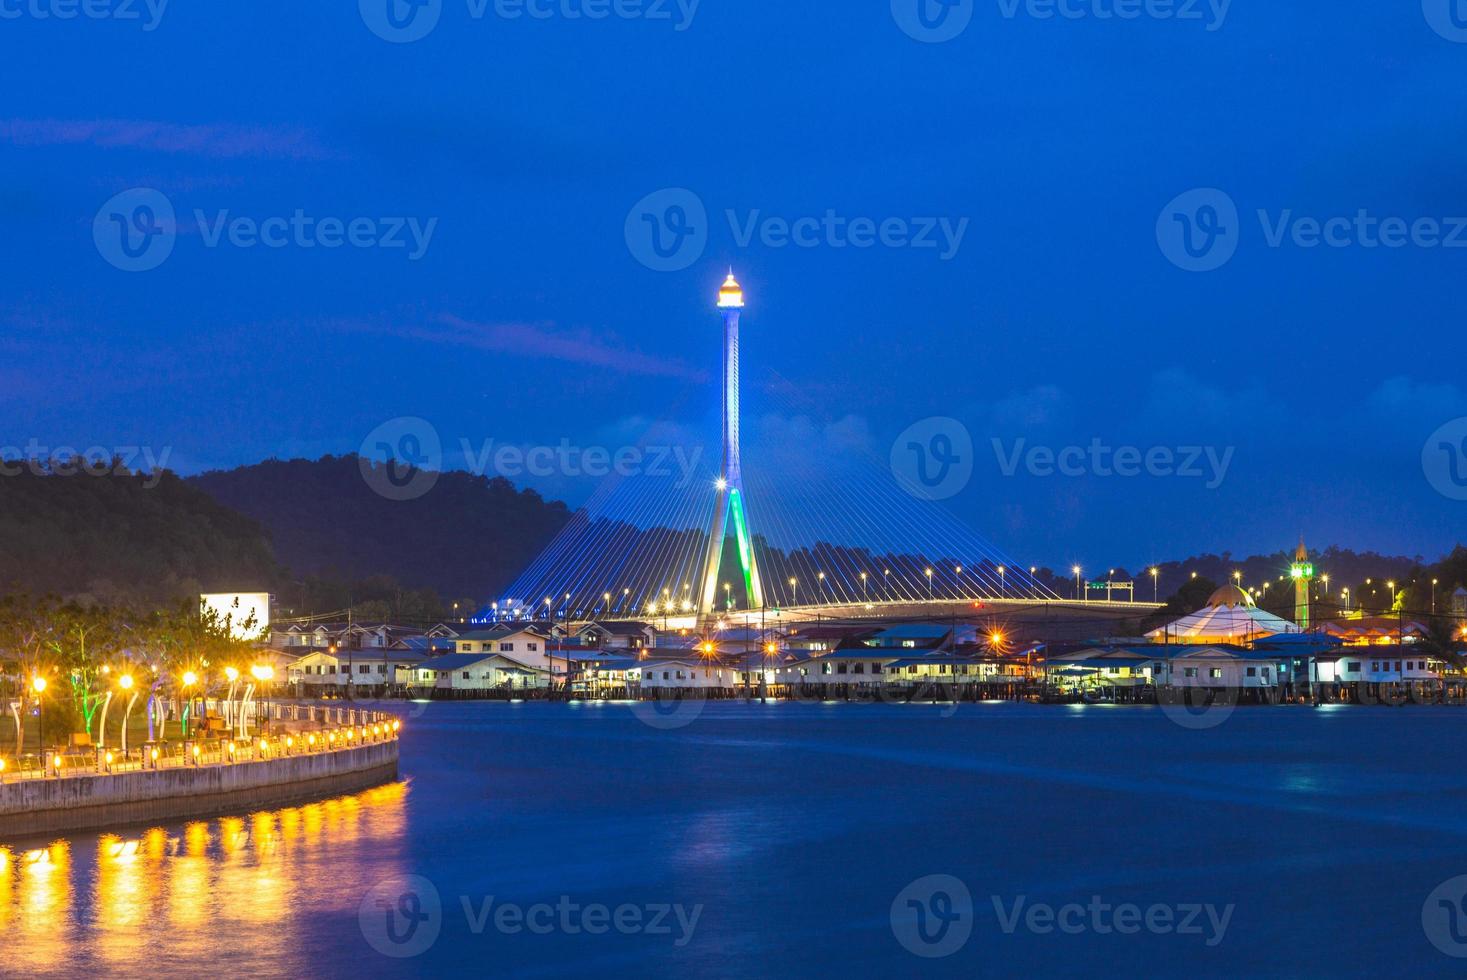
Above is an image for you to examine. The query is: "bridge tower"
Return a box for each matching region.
[700,272,765,614]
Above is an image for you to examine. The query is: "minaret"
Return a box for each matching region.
[700,272,765,614]
[1290,535,1314,629]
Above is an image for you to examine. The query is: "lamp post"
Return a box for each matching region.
[861,571,869,603]
[789,578,798,607]
[883,568,890,601]
[1150,567,1159,602]
[30,676,46,765]
[954,566,963,598]
[1432,579,1439,615]
[118,674,138,757]
[1388,581,1397,608]
[1341,587,1350,611]
[818,571,826,603]
[250,665,274,732]
[1073,566,1082,601]
[997,565,1005,595]
[925,567,934,601]
[181,670,198,738]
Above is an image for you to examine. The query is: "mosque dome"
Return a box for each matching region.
[1206,584,1255,609]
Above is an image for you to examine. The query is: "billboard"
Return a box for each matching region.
[200,592,271,641]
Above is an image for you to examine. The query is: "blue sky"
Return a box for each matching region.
[3,1,1466,573]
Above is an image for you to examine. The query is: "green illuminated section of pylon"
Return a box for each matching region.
[730,489,756,602]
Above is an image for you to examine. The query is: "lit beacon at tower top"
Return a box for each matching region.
[717,271,744,309]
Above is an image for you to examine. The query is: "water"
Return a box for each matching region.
[8,700,1467,978]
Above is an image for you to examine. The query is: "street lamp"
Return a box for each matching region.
[818,571,827,601]
[861,571,869,602]
[181,670,198,738]
[1432,579,1439,615]
[789,578,798,606]
[883,568,891,600]
[925,568,934,601]
[1341,587,1350,611]
[997,565,1005,595]
[954,566,963,597]
[1388,581,1397,607]
[224,666,240,733]
[118,674,138,757]
[1072,566,1082,600]
[30,676,46,763]
[1150,567,1159,602]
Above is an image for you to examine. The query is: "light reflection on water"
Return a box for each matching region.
[3,781,408,977]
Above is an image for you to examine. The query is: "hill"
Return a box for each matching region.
[188,455,570,602]
[0,463,283,603]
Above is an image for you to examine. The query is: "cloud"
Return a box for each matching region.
[338,315,706,382]
[0,118,334,160]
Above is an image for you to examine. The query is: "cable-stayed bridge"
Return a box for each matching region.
[486,274,1156,632]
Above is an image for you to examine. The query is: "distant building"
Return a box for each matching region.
[1145,584,1302,644]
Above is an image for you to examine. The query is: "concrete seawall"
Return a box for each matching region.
[0,740,399,841]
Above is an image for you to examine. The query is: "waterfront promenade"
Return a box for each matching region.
[0,703,401,840]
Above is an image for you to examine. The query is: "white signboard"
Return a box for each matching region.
[200,592,271,640]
